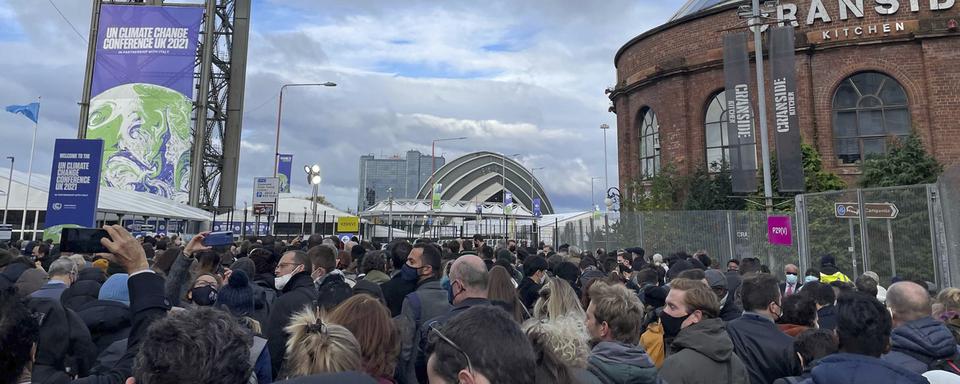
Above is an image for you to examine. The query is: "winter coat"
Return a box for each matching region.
[164,251,196,306]
[517,276,541,310]
[381,273,418,317]
[27,296,98,382]
[719,299,744,322]
[587,340,657,384]
[265,271,319,377]
[316,272,353,310]
[363,269,390,285]
[818,265,850,284]
[658,318,749,384]
[882,317,959,374]
[77,299,132,356]
[251,280,275,328]
[726,312,801,384]
[817,305,838,331]
[778,324,812,338]
[411,298,491,383]
[31,280,69,301]
[396,278,453,384]
[640,320,666,368]
[798,353,929,384]
[61,280,102,312]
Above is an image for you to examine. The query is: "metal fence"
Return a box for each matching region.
[548,210,801,276]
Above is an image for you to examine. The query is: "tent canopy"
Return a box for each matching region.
[0,167,213,222]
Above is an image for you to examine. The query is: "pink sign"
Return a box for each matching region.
[767,216,792,246]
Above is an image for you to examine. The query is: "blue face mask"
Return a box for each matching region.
[785,274,798,284]
[400,264,421,282]
[441,276,453,304]
[805,275,819,284]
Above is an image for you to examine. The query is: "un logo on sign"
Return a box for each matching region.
[52,203,63,210]
[837,205,846,215]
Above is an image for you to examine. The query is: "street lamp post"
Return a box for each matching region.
[387,187,394,242]
[3,156,13,225]
[304,164,322,234]
[529,166,544,247]
[600,123,610,191]
[590,177,602,210]
[274,82,336,176]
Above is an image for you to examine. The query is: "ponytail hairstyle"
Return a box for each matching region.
[282,305,362,379]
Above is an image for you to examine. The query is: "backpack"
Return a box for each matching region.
[928,354,960,375]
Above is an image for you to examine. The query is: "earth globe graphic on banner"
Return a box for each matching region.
[87,83,192,204]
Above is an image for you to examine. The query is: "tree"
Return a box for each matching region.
[621,165,684,211]
[684,163,746,210]
[752,143,847,211]
[860,133,942,188]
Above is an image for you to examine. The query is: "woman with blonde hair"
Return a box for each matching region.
[933,287,960,344]
[281,306,362,379]
[523,316,598,384]
[533,277,585,321]
[328,294,401,383]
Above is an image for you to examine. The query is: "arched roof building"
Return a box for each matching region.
[414,151,555,215]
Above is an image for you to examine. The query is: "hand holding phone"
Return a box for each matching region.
[203,231,234,247]
[60,228,112,254]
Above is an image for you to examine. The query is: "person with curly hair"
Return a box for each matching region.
[523,316,599,384]
[933,287,960,345]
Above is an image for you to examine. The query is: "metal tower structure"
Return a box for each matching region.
[77,0,249,213]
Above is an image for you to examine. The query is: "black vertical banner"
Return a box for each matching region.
[723,32,758,193]
[769,26,805,192]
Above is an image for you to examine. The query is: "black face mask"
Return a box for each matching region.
[660,311,690,339]
[191,286,218,306]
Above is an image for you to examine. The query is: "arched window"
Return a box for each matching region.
[833,72,911,165]
[638,108,660,179]
[704,91,740,172]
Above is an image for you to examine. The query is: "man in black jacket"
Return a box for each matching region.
[381,240,416,317]
[726,273,801,384]
[265,249,317,376]
[517,255,547,310]
[705,269,742,322]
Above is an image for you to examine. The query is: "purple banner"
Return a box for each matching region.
[85,4,203,204]
[767,215,793,246]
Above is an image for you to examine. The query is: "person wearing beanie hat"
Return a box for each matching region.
[98,274,130,306]
[231,257,272,326]
[818,254,851,284]
[216,270,255,318]
[92,258,109,273]
[79,273,132,355]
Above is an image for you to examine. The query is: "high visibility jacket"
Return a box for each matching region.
[820,271,851,284]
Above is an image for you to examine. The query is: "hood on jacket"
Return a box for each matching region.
[671,318,735,362]
[808,353,927,384]
[591,341,656,368]
[77,267,107,284]
[78,300,131,333]
[890,317,957,362]
[820,265,841,276]
[60,280,102,311]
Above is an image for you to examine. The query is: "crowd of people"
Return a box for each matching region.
[1,229,959,384]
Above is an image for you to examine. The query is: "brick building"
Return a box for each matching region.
[610,0,960,190]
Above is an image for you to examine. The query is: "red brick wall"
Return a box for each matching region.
[612,3,960,189]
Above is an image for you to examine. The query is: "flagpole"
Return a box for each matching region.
[21,98,38,240]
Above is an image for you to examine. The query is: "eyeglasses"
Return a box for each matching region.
[428,322,474,377]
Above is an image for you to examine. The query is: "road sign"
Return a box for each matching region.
[253,177,280,206]
[834,202,899,219]
[253,203,274,216]
[337,216,360,233]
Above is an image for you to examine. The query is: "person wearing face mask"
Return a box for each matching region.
[518,255,548,311]
[307,244,353,310]
[781,264,802,297]
[396,243,452,384]
[658,278,749,384]
[726,273,802,384]
[705,269,743,322]
[264,249,316,377]
[186,273,221,307]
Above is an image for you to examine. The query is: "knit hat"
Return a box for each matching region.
[230,258,256,281]
[352,279,385,303]
[92,259,110,273]
[99,273,130,306]
[820,254,836,267]
[704,269,727,289]
[215,270,254,317]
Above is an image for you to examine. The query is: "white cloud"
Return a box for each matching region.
[0,0,687,213]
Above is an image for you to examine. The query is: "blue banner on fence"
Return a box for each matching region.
[533,198,542,217]
[278,154,293,193]
[212,221,270,235]
[44,139,104,241]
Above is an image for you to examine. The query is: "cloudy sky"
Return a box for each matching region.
[0,0,686,213]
